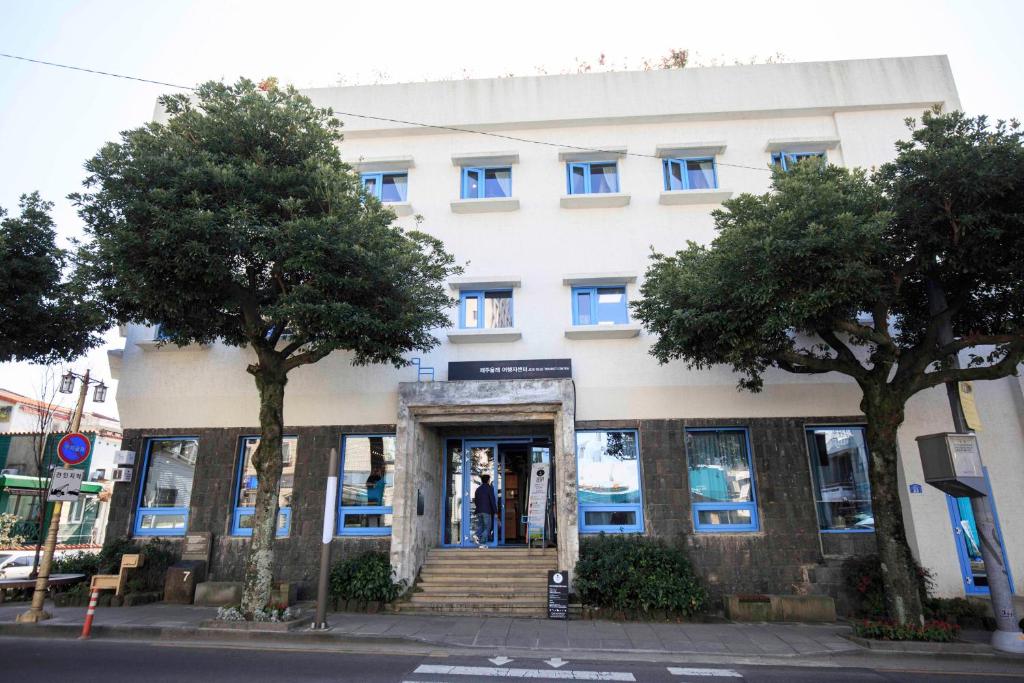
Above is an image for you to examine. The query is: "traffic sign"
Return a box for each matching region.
[57,432,91,466]
[49,469,84,502]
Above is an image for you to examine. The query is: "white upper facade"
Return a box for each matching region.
[117,55,962,429]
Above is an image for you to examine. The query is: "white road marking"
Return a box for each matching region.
[544,657,569,668]
[490,656,514,666]
[414,664,636,680]
[667,667,743,678]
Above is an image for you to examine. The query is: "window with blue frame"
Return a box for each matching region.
[576,430,644,533]
[566,161,619,195]
[361,172,408,202]
[771,151,826,172]
[572,286,628,325]
[685,428,759,532]
[338,435,396,535]
[663,158,718,191]
[154,324,172,341]
[461,167,512,199]
[231,436,296,537]
[459,290,513,329]
[806,426,873,531]
[134,438,198,536]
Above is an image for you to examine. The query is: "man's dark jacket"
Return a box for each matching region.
[474,482,498,515]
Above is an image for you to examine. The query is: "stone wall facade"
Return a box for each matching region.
[110,413,876,605]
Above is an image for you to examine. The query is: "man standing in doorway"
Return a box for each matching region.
[473,474,498,548]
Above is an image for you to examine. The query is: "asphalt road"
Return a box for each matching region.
[0,637,1022,682]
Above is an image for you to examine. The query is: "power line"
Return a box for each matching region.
[1,51,772,172]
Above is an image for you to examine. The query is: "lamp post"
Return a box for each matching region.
[923,282,1023,654]
[17,369,106,623]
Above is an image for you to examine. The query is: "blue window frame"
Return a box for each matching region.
[945,468,1015,595]
[461,167,512,199]
[337,434,396,536]
[134,437,198,537]
[230,436,296,537]
[566,161,619,195]
[572,286,628,325]
[361,172,408,202]
[686,428,759,532]
[576,430,644,533]
[459,289,514,329]
[771,151,826,172]
[663,157,718,191]
[806,425,873,532]
[154,324,172,341]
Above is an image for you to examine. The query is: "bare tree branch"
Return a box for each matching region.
[910,341,1024,393]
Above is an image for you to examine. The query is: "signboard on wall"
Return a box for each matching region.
[448,359,571,381]
[526,463,548,544]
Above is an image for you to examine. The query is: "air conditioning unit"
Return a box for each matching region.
[1,467,20,475]
[115,450,136,465]
[112,467,133,483]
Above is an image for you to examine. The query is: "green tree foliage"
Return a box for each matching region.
[0,193,106,363]
[634,110,1024,625]
[74,78,460,616]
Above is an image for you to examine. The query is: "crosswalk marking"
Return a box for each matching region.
[667,667,743,678]
[413,664,636,680]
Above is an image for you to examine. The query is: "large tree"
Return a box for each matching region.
[634,110,1024,625]
[74,78,460,615]
[0,193,105,363]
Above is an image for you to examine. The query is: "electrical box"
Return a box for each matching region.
[113,467,133,482]
[115,450,136,465]
[916,432,987,498]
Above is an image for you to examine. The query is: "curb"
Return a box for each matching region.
[842,634,1024,661]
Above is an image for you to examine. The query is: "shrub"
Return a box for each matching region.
[574,534,706,616]
[329,551,406,603]
[53,551,101,577]
[843,554,933,619]
[95,537,179,594]
[97,536,140,574]
[925,597,989,628]
[852,619,960,642]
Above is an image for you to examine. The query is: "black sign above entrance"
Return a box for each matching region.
[448,359,572,381]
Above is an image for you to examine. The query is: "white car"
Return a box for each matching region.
[0,553,37,580]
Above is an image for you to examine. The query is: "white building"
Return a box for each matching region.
[104,56,1023,614]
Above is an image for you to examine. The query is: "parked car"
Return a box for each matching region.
[0,553,37,580]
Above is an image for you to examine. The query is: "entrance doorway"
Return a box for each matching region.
[442,438,553,548]
[945,471,1015,595]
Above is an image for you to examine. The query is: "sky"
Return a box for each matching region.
[1,0,1022,419]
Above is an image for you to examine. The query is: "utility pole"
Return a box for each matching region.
[929,282,1023,654]
[17,370,90,623]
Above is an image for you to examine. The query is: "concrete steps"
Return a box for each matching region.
[396,547,557,617]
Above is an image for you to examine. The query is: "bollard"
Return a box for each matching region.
[79,589,99,639]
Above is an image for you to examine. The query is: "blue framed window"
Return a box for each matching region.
[154,324,172,341]
[337,435,396,535]
[231,436,296,537]
[572,286,628,325]
[459,289,513,329]
[576,430,644,533]
[663,158,718,191]
[134,437,198,537]
[771,151,825,172]
[806,426,873,532]
[566,161,619,195]
[361,172,408,202]
[686,428,759,532]
[462,167,512,199]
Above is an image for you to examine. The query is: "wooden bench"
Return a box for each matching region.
[90,553,144,596]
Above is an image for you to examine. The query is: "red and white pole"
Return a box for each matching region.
[79,589,99,639]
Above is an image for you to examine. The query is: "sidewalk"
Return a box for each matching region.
[0,601,1018,667]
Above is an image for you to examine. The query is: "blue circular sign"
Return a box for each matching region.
[57,432,91,466]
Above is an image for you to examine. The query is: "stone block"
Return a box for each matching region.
[194,581,243,606]
[725,593,836,622]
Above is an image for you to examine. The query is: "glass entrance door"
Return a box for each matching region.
[443,441,498,547]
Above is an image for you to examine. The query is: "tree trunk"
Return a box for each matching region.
[240,362,287,617]
[861,388,925,625]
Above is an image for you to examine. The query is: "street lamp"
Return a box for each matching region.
[17,368,107,624]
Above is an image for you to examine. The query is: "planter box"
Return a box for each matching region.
[199,614,312,632]
[725,594,836,622]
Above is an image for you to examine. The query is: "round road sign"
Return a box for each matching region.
[57,432,91,466]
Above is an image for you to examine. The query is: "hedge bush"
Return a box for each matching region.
[574,534,706,616]
[329,551,406,603]
[852,619,960,642]
[843,554,933,619]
